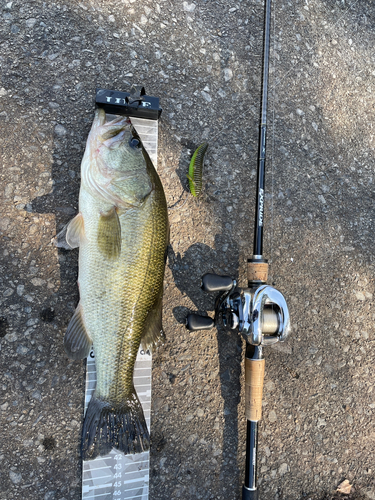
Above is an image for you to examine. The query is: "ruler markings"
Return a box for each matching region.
[83,475,112,482]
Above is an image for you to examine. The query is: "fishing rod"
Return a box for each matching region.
[186,0,291,498]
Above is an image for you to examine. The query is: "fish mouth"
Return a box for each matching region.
[98,116,145,155]
[92,108,143,150]
[102,129,129,149]
[100,115,132,141]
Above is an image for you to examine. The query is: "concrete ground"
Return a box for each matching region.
[1,0,375,499]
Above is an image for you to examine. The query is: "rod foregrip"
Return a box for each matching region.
[245,358,265,421]
[247,261,268,284]
[242,486,259,500]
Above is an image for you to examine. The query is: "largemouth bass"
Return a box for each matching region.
[55,109,169,459]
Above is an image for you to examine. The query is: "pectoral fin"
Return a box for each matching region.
[54,213,85,250]
[141,297,165,352]
[64,303,92,359]
[97,207,121,259]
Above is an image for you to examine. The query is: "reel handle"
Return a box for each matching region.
[186,314,214,331]
[201,273,234,292]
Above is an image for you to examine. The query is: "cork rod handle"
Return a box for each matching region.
[245,358,265,422]
[247,262,268,283]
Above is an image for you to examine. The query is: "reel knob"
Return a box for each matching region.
[201,273,234,292]
[186,314,214,331]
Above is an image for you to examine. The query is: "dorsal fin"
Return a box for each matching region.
[64,304,92,359]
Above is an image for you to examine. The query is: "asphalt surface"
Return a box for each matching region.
[1,0,375,499]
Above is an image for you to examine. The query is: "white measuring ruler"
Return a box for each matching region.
[81,117,159,500]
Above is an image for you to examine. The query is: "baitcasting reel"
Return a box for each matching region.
[186,259,291,499]
[186,260,290,347]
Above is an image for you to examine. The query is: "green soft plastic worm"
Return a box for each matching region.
[187,142,208,197]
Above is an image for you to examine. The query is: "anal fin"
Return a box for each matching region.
[141,297,165,352]
[64,303,92,359]
[97,207,121,259]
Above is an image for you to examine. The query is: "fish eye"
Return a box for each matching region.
[129,138,141,149]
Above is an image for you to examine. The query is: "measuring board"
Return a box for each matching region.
[81,117,159,500]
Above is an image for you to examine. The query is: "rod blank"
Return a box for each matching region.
[253,0,272,258]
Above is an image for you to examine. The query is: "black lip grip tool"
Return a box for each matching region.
[95,85,162,120]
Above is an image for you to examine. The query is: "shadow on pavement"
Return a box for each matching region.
[168,237,243,493]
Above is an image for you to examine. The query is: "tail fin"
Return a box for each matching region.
[81,391,150,460]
